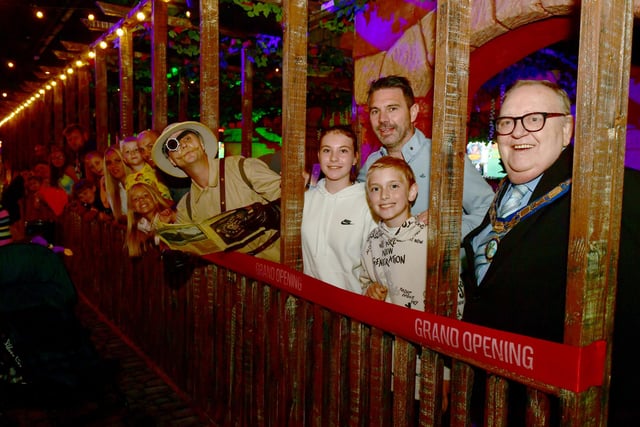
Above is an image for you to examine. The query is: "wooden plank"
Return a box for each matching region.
[119,27,134,137]
[241,45,254,158]
[417,349,445,426]
[391,338,417,426]
[53,80,64,142]
[151,0,168,132]
[64,71,77,125]
[200,0,220,131]
[94,49,108,151]
[77,67,91,132]
[310,305,327,427]
[427,0,471,317]
[567,0,633,425]
[281,0,308,269]
[368,328,392,427]
[348,321,368,426]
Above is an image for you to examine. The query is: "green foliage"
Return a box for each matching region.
[318,0,369,34]
[124,0,358,127]
[231,0,282,21]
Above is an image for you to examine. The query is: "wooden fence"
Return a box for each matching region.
[59,210,609,426]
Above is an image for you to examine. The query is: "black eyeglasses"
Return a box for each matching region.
[494,112,567,136]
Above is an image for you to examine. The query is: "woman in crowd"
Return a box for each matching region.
[49,145,79,196]
[125,182,175,257]
[301,125,377,293]
[103,145,130,223]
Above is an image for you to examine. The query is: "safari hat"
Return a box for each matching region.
[152,121,218,178]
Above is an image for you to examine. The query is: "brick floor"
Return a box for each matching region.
[0,301,214,427]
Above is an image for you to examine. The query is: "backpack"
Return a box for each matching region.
[0,244,117,406]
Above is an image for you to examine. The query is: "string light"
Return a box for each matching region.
[2,0,157,123]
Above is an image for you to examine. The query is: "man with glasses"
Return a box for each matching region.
[137,128,190,202]
[152,121,281,262]
[461,79,640,424]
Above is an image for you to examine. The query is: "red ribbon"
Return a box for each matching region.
[204,251,605,392]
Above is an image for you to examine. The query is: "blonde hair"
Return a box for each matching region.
[103,145,132,221]
[124,182,173,257]
[366,156,416,188]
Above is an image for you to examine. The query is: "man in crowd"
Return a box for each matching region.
[357,75,494,239]
[461,79,640,425]
[62,123,96,179]
[152,121,281,262]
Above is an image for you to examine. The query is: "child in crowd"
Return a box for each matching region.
[103,145,130,222]
[83,150,109,209]
[120,136,172,202]
[0,201,12,246]
[70,179,111,222]
[49,144,79,195]
[361,156,425,307]
[23,166,67,243]
[301,125,377,293]
[125,182,175,257]
[83,150,105,183]
[361,156,461,410]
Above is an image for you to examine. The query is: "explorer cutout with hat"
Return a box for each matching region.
[152,121,282,262]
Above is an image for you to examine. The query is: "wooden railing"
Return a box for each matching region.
[58,211,607,426]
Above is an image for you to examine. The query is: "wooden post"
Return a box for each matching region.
[179,74,189,121]
[151,0,168,132]
[428,1,473,424]
[77,66,92,133]
[200,0,220,133]
[280,0,307,270]
[241,44,254,158]
[567,0,633,424]
[65,68,77,126]
[428,0,469,315]
[119,27,134,138]
[53,80,64,144]
[42,87,53,145]
[95,48,109,151]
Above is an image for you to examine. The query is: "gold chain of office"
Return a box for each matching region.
[490,178,572,234]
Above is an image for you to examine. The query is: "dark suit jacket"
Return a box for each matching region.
[461,145,640,424]
[462,146,573,343]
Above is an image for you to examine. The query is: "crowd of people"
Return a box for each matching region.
[1,74,637,424]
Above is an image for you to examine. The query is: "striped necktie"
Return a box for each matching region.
[498,184,527,217]
[474,184,528,281]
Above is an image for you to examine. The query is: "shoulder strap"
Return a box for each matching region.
[238,157,255,191]
[186,192,192,220]
[220,157,226,213]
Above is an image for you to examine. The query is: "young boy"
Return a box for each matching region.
[361,156,425,309]
[361,156,461,410]
[70,179,112,222]
[120,136,172,202]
